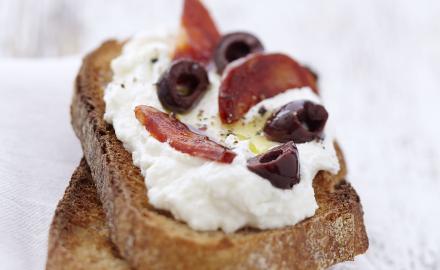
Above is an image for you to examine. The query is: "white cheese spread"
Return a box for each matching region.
[103,33,340,233]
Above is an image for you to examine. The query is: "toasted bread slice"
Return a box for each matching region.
[71,40,368,269]
[45,161,362,270]
[46,158,129,270]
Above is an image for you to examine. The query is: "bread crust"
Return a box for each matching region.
[46,159,130,270]
[71,40,368,269]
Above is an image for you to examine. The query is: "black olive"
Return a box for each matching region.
[214,32,264,73]
[157,60,209,113]
[263,100,328,143]
[247,142,300,189]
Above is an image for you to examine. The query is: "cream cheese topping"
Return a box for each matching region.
[103,33,340,233]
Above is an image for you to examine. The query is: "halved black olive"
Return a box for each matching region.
[263,100,328,143]
[247,141,300,189]
[157,60,209,113]
[214,32,264,73]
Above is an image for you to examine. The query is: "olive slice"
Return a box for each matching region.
[214,32,264,73]
[247,142,300,189]
[157,60,209,113]
[263,100,328,143]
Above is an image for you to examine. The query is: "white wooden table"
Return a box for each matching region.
[0,1,439,269]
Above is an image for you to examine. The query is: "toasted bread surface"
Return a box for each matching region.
[71,40,368,269]
[46,159,129,270]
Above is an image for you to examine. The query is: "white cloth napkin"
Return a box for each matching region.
[0,59,82,270]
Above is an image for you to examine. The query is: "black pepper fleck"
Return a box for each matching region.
[258,106,267,116]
